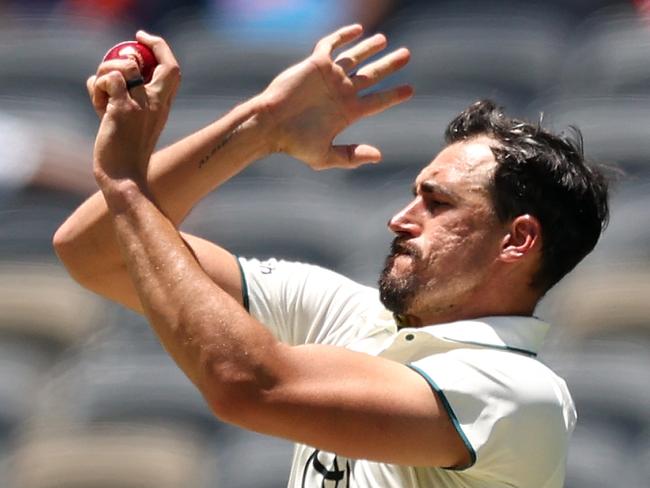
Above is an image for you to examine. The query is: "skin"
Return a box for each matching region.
[381,137,543,326]
[54,25,542,470]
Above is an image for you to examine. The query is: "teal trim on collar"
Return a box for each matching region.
[408,364,477,470]
[409,316,549,357]
[439,338,538,357]
[235,256,250,312]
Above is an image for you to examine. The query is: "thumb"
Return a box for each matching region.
[327,144,382,169]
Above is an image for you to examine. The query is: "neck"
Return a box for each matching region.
[404,286,539,328]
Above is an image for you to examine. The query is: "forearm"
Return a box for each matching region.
[54,95,273,280]
[146,95,272,223]
[101,177,281,403]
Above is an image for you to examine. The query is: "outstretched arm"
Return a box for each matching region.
[53,25,412,312]
[90,32,469,466]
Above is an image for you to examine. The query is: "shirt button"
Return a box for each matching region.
[405,333,415,341]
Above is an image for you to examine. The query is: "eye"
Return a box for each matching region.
[424,198,448,213]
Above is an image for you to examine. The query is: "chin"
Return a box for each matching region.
[378,262,417,315]
[388,254,415,278]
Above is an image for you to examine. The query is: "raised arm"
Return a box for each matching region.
[88,25,469,467]
[53,25,412,312]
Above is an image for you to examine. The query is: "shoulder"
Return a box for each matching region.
[238,256,378,306]
[239,256,369,286]
[412,347,575,484]
[238,257,386,345]
[436,347,576,435]
[468,350,576,483]
[461,347,573,402]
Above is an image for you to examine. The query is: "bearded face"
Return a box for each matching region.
[377,139,507,324]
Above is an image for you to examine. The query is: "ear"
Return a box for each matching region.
[499,214,542,263]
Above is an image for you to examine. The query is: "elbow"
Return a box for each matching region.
[52,221,91,286]
[203,378,259,426]
[198,348,283,427]
[201,367,267,426]
[52,222,75,267]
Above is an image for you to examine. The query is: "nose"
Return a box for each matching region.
[388,199,422,237]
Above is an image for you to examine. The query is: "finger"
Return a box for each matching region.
[92,58,145,111]
[86,75,107,117]
[135,30,181,96]
[94,71,129,107]
[358,84,414,117]
[352,47,411,91]
[326,144,382,169]
[96,58,141,80]
[315,24,364,56]
[334,33,387,73]
[92,58,147,108]
[86,74,95,102]
[125,77,148,108]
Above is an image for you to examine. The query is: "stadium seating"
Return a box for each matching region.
[528,95,650,170]
[0,13,125,107]
[7,424,212,488]
[166,16,310,98]
[0,2,648,487]
[543,339,650,488]
[386,1,571,111]
[558,6,650,97]
[0,262,106,481]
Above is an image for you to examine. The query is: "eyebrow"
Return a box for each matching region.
[412,180,459,200]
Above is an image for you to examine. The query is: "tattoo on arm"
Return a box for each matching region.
[198,124,243,168]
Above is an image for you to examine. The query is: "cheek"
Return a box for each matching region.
[424,217,471,254]
[421,216,499,271]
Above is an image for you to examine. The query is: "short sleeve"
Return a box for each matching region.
[409,349,575,485]
[237,257,381,346]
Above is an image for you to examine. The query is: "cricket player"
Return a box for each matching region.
[54,25,609,487]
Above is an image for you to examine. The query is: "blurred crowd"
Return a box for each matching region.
[0,1,649,487]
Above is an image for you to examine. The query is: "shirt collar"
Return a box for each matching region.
[394,315,550,357]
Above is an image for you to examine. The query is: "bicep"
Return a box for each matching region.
[235,344,471,468]
[85,232,243,313]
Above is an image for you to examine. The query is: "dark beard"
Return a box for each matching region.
[378,238,421,315]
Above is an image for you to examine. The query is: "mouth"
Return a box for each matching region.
[390,238,419,259]
[384,239,421,277]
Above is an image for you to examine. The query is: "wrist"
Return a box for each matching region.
[94,167,146,209]
[100,180,143,215]
[247,93,284,156]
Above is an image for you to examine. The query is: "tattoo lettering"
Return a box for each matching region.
[198,124,242,168]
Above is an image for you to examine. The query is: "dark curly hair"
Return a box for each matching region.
[445,100,610,291]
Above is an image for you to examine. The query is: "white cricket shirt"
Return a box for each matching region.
[238,257,577,488]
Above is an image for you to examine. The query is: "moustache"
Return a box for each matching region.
[389,238,421,260]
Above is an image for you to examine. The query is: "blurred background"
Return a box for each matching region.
[1,0,649,487]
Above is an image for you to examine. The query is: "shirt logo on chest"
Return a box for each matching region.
[301,449,351,488]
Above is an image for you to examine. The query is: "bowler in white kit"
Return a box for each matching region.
[55,25,609,487]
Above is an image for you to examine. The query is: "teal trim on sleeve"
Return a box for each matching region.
[235,256,250,312]
[408,364,477,470]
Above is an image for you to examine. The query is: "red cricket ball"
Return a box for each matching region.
[102,41,157,83]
